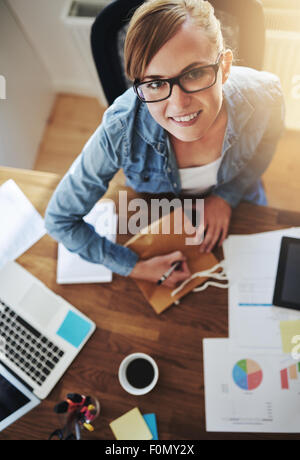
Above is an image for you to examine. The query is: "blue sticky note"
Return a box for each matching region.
[56,310,92,348]
[143,413,158,440]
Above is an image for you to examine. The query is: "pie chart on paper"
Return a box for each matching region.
[232,359,263,390]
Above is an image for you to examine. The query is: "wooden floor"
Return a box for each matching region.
[34,94,106,177]
[34,93,300,213]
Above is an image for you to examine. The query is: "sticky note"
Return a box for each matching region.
[279,320,300,354]
[109,407,153,440]
[143,413,158,440]
[56,310,92,348]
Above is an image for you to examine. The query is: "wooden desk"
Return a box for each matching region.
[1,167,300,440]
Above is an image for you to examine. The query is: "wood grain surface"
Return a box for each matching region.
[1,167,300,440]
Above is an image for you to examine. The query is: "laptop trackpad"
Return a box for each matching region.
[18,284,61,328]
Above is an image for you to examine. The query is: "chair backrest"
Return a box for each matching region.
[91,0,265,105]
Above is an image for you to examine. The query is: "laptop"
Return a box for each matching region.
[0,261,96,431]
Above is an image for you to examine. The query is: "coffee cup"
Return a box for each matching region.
[118,352,159,395]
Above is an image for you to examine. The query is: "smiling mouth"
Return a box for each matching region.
[169,110,202,124]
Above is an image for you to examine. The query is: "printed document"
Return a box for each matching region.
[0,179,46,269]
[223,228,300,353]
[203,338,300,432]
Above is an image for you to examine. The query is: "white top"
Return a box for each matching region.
[179,156,222,195]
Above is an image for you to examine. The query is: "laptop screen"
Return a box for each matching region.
[0,373,31,420]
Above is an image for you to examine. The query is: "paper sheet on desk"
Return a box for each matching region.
[223,228,300,353]
[203,338,300,433]
[0,179,46,269]
[57,201,117,284]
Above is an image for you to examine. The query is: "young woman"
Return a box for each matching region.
[45,0,284,288]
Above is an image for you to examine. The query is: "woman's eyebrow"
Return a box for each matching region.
[143,61,208,80]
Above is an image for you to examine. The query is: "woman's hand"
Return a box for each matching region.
[198,195,232,253]
[129,250,191,288]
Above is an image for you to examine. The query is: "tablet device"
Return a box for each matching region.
[273,237,300,311]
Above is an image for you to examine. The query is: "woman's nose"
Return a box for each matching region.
[168,83,191,109]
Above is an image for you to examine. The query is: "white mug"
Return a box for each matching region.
[118,352,159,396]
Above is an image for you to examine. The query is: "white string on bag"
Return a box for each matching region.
[171,260,229,298]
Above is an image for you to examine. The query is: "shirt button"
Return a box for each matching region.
[167,167,171,173]
[173,183,177,188]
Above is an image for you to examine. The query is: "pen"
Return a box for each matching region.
[157,261,182,286]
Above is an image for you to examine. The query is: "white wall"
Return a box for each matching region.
[8,0,107,99]
[0,0,54,168]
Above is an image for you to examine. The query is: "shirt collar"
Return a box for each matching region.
[222,73,255,150]
[135,101,167,154]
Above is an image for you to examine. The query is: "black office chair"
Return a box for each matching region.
[91,0,265,105]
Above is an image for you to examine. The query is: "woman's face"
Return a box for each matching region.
[142,20,231,143]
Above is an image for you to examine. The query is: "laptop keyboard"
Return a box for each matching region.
[0,298,65,386]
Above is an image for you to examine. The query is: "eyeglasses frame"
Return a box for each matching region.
[133,52,224,103]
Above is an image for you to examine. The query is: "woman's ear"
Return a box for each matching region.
[221,49,233,84]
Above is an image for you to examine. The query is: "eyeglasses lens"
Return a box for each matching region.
[137,66,216,102]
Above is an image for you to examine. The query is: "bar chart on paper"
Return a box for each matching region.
[280,362,300,390]
[232,359,263,391]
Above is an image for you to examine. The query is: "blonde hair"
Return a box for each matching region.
[124,0,224,81]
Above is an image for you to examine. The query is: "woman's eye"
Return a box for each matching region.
[185,69,205,80]
[146,80,166,90]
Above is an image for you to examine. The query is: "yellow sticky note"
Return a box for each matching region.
[280,320,300,354]
[109,407,153,440]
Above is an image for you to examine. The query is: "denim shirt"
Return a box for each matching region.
[45,66,285,276]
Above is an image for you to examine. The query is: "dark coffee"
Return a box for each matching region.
[126,358,155,389]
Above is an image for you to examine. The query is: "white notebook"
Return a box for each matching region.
[57,201,117,284]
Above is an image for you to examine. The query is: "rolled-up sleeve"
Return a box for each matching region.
[44,122,139,276]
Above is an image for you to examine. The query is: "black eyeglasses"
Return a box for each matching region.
[134,53,223,103]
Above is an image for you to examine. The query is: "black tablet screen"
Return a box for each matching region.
[281,242,300,304]
[273,237,300,310]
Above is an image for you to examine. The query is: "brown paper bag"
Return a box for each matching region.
[125,206,219,314]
